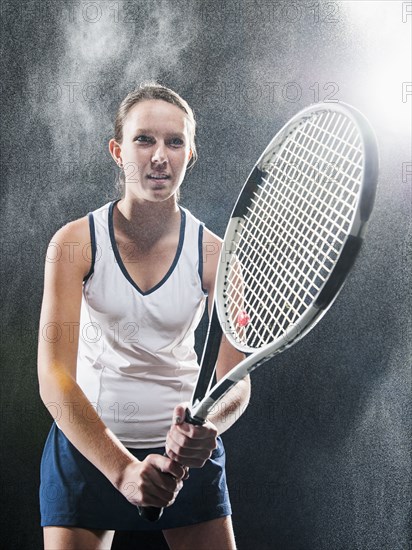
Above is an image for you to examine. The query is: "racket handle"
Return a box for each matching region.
[138,410,203,522]
[137,503,164,521]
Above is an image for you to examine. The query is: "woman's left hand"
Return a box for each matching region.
[165,403,218,468]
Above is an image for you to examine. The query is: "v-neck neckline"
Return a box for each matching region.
[108,199,186,296]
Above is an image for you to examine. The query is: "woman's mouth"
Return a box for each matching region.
[147,174,170,182]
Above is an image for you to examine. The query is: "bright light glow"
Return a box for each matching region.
[341,1,411,135]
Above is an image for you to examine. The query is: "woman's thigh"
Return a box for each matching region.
[163,516,236,550]
[43,526,115,550]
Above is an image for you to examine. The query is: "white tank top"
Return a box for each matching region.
[76,199,207,448]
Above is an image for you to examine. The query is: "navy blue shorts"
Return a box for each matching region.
[39,423,231,531]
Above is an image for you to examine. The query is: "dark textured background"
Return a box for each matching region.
[1,1,410,549]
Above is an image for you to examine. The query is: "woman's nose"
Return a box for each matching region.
[151,143,168,164]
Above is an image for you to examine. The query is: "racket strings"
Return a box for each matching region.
[239,116,359,317]
[289,115,363,198]
[223,111,363,348]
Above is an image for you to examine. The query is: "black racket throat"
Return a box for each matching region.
[190,306,222,407]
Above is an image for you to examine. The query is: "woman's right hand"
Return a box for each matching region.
[116,455,187,508]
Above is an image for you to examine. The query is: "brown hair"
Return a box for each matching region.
[113,82,197,198]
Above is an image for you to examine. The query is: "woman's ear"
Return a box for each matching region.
[188,149,193,161]
[109,138,122,165]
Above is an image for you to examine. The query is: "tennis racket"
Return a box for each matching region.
[139,101,379,521]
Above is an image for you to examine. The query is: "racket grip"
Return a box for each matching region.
[138,410,203,522]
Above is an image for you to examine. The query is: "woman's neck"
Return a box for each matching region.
[115,194,180,244]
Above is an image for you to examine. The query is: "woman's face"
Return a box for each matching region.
[115,99,192,203]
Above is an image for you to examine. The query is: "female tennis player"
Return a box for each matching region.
[37,83,250,550]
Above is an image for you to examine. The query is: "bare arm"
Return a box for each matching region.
[38,218,185,506]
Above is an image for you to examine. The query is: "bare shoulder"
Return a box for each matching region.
[47,215,92,280]
[202,227,222,294]
[52,215,90,241]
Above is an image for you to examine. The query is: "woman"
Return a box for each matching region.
[38,83,250,550]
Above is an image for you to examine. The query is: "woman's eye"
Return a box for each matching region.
[169,137,184,147]
[135,135,153,143]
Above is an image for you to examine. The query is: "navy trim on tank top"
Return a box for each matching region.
[108,199,186,296]
[198,224,208,295]
[83,212,96,284]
